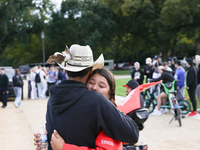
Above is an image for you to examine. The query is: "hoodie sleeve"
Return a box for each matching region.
[96,96,139,144]
[151,73,164,82]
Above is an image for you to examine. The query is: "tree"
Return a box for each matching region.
[0,0,54,66]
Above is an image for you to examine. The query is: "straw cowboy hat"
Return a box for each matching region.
[47,44,104,72]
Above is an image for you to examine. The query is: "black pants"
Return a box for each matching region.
[187,88,197,111]
[28,80,31,99]
[0,87,8,106]
[46,82,56,97]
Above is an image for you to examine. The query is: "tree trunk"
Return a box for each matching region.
[162,49,168,61]
[172,39,177,56]
[196,42,200,55]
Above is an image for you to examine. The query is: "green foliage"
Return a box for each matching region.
[0,0,54,67]
[1,0,200,67]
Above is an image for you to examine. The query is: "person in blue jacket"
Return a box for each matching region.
[174,60,186,98]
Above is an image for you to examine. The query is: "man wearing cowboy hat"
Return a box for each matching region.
[45,44,139,149]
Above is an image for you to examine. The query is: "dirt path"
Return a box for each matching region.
[0,80,200,150]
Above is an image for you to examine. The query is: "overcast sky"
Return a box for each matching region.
[51,0,62,10]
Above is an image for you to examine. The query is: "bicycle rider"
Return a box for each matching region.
[149,66,174,116]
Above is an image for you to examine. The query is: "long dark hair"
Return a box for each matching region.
[90,68,117,107]
[15,69,20,75]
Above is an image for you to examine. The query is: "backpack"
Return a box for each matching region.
[35,72,41,83]
[15,76,23,87]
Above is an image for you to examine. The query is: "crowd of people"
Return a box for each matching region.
[0,65,69,108]
[27,65,69,101]
[131,55,200,116]
[0,44,200,150]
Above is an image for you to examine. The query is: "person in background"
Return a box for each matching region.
[131,62,144,85]
[46,65,57,97]
[123,79,144,108]
[13,69,23,108]
[144,57,154,83]
[152,55,159,68]
[56,68,67,85]
[162,62,172,74]
[30,66,38,100]
[158,57,162,66]
[170,57,177,75]
[186,58,198,116]
[193,55,200,112]
[42,67,48,97]
[36,66,47,99]
[0,68,9,108]
[152,56,160,97]
[174,60,186,98]
[26,69,32,99]
[150,66,174,115]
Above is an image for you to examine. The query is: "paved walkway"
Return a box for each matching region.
[0,78,199,150]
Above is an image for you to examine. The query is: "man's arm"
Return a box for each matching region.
[97,96,139,144]
[151,73,164,82]
[6,75,9,91]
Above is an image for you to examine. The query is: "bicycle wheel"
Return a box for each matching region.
[144,100,155,113]
[178,100,191,115]
[176,109,182,127]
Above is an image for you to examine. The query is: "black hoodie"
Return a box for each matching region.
[46,80,139,149]
[187,66,197,89]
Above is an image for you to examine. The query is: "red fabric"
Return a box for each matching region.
[62,143,94,150]
[62,131,122,150]
[95,131,122,150]
[62,81,161,150]
[118,81,161,114]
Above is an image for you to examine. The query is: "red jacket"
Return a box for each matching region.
[62,131,122,150]
[62,81,161,150]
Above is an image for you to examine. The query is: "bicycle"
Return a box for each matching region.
[144,80,191,127]
[143,85,157,113]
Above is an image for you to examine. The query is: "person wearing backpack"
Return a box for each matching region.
[13,69,24,108]
[36,66,47,99]
[46,65,58,97]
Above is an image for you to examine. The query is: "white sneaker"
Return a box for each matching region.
[13,102,18,108]
[160,108,166,114]
[197,108,200,112]
[170,109,175,114]
[151,109,162,116]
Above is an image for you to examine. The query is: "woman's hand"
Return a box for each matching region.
[51,130,65,150]
[34,133,42,150]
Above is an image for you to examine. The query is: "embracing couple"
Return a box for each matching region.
[34,44,139,150]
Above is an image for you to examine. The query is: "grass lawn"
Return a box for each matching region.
[111,70,130,75]
[115,78,131,96]
[116,78,200,110]
[185,89,200,110]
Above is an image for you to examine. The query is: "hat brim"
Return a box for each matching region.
[123,85,130,88]
[57,54,104,72]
